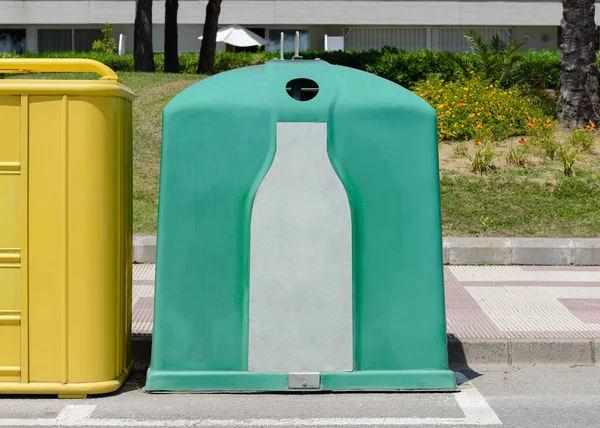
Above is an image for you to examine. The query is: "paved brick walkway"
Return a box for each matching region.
[132,265,600,340]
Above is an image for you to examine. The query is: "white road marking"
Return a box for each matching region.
[466,286,600,332]
[450,266,600,283]
[56,405,96,421]
[454,373,502,425]
[0,373,501,426]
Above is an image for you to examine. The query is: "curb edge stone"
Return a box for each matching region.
[132,236,600,265]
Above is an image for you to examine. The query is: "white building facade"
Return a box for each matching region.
[0,0,579,54]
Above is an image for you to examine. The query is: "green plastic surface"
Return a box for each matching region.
[146,60,455,391]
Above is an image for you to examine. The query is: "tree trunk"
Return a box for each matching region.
[197,0,222,75]
[557,0,600,128]
[134,0,155,72]
[164,0,179,73]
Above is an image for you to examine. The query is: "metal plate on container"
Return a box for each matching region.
[288,372,321,389]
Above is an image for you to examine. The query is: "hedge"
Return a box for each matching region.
[2,48,565,90]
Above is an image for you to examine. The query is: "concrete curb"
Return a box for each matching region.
[132,336,600,369]
[133,236,158,264]
[133,236,600,265]
[447,337,600,367]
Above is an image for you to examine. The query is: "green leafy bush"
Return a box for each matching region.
[214,51,277,73]
[5,48,567,91]
[296,49,381,70]
[444,30,553,90]
[92,23,117,54]
[444,30,525,88]
[520,50,561,89]
[364,48,464,88]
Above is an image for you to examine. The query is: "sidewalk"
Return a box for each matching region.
[132,264,600,365]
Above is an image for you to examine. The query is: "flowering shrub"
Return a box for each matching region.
[413,78,547,141]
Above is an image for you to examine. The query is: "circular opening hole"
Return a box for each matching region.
[286,78,319,102]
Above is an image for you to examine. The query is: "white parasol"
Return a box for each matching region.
[198,25,267,47]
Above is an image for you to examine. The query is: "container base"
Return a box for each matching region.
[0,361,133,397]
[145,369,457,392]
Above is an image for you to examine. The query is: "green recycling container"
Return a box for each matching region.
[146,59,456,392]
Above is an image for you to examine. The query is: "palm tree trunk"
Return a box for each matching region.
[164,0,179,73]
[134,0,155,72]
[197,0,222,75]
[557,0,600,127]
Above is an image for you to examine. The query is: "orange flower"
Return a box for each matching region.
[586,121,596,131]
[475,139,482,146]
[544,119,553,127]
[526,120,536,127]
[519,137,527,145]
[458,100,467,107]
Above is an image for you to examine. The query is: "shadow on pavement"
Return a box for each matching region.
[447,333,483,384]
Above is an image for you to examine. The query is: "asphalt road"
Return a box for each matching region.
[0,365,599,427]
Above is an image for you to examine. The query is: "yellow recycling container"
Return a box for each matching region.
[0,59,134,397]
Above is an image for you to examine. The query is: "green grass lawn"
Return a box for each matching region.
[125,73,204,233]
[8,71,600,237]
[440,172,600,237]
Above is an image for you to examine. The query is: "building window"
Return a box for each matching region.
[0,29,26,54]
[38,28,103,53]
[74,29,103,52]
[38,29,72,52]
[438,27,512,52]
[345,27,427,52]
[267,29,309,53]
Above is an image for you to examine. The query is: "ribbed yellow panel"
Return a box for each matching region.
[0,96,21,249]
[0,67,133,394]
[0,96,20,163]
[67,96,119,382]
[0,95,21,382]
[28,96,65,383]
[0,269,20,311]
[26,92,133,386]
[0,319,20,382]
[0,176,19,249]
